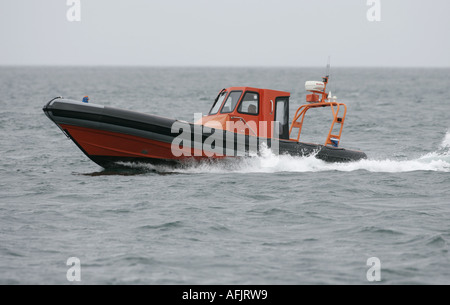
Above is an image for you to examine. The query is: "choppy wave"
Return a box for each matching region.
[134,131,450,174]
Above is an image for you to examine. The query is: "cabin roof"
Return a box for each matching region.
[225,86,290,97]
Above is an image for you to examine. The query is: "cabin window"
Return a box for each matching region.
[237,92,259,115]
[220,91,242,114]
[274,97,290,139]
[209,90,227,115]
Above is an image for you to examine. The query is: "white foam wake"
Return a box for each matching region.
[440,131,450,149]
[136,131,450,174]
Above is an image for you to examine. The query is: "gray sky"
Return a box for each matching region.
[1,0,450,67]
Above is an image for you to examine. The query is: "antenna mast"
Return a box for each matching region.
[320,57,331,102]
[326,56,331,78]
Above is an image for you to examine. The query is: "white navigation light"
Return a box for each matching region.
[305,81,325,93]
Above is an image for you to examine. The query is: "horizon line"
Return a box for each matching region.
[1,64,450,69]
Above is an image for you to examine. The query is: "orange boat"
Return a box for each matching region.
[43,74,366,168]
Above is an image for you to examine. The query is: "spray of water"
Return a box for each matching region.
[121,131,450,174]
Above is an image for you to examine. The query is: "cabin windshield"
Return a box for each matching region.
[209,91,227,115]
[221,91,242,114]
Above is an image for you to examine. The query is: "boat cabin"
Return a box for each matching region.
[197,75,347,147]
[198,87,291,140]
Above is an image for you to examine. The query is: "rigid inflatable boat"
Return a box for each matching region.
[43,74,366,168]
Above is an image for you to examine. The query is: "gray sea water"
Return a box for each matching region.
[1,67,449,285]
